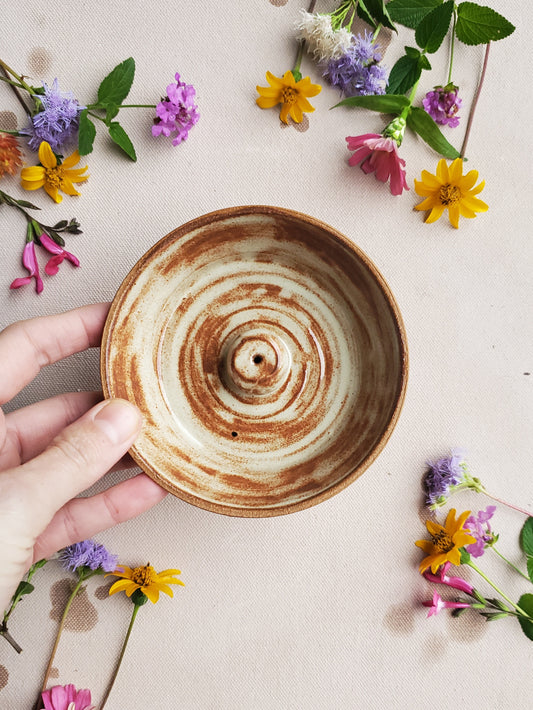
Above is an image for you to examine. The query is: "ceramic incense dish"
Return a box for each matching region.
[101,206,408,516]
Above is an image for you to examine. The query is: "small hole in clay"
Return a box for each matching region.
[231,431,238,437]
[253,355,263,364]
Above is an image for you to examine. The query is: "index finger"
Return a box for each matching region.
[0,303,110,405]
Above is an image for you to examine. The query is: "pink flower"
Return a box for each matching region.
[422,591,471,618]
[423,561,474,596]
[10,241,44,294]
[346,133,409,196]
[40,233,80,275]
[41,684,94,710]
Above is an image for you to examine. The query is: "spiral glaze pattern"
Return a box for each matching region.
[102,207,407,516]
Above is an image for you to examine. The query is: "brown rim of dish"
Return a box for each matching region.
[100,205,409,517]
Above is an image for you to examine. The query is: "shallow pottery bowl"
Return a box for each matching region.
[101,206,408,517]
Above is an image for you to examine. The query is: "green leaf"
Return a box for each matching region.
[357,0,396,31]
[14,199,40,209]
[404,46,421,58]
[386,54,421,95]
[520,518,533,556]
[105,103,120,125]
[407,107,461,158]
[97,57,135,106]
[517,594,533,641]
[419,54,432,70]
[13,581,34,598]
[333,94,410,113]
[356,0,378,29]
[108,122,137,161]
[78,110,96,156]
[527,558,533,584]
[456,3,515,45]
[415,0,454,53]
[387,0,443,29]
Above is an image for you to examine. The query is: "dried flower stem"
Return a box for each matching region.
[0,627,22,653]
[100,603,141,709]
[460,42,490,159]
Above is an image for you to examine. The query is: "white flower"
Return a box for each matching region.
[295,10,353,62]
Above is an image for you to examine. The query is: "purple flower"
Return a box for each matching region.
[422,591,471,618]
[324,31,387,96]
[424,449,466,507]
[21,79,83,152]
[10,241,44,294]
[422,84,462,127]
[59,539,118,574]
[465,506,497,557]
[152,72,199,146]
[40,233,80,275]
[423,561,474,595]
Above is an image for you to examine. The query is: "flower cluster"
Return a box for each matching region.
[152,72,200,146]
[21,78,83,152]
[0,132,23,178]
[296,10,353,62]
[423,84,462,127]
[59,540,118,573]
[324,31,387,96]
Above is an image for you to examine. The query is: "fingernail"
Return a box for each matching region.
[93,399,142,445]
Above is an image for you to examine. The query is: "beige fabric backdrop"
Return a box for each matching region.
[1,1,532,708]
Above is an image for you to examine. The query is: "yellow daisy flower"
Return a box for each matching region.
[20,140,89,203]
[415,508,476,575]
[414,157,488,229]
[256,70,321,124]
[107,563,184,604]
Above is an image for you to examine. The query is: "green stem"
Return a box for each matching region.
[491,546,531,582]
[100,604,140,709]
[0,59,35,96]
[467,560,530,617]
[294,0,318,74]
[447,9,457,84]
[372,22,383,43]
[116,104,156,108]
[87,110,108,124]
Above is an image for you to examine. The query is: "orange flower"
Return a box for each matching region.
[0,132,23,178]
[415,508,476,574]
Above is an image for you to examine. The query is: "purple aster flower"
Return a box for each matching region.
[424,449,466,507]
[422,84,462,127]
[465,506,498,558]
[324,31,387,96]
[152,72,199,146]
[59,539,118,574]
[21,79,84,152]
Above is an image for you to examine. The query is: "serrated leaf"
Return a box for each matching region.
[357,0,396,31]
[386,55,422,95]
[416,0,454,53]
[520,517,533,556]
[97,57,135,106]
[407,106,461,158]
[78,110,96,156]
[456,3,515,45]
[333,94,410,113]
[108,122,137,161]
[517,594,533,641]
[387,0,443,29]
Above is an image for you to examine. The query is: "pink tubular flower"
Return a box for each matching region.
[42,684,94,710]
[422,591,471,618]
[346,133,409,196]
[40,233,80,275]
[423,561,474,596]
[10,241,43,294]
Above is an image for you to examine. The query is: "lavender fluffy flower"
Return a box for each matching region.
[422,85,462,127]
[59,539,118,574]
[22,79,83,152]
[424,449,466,507]
[465,506,498,557]
[152,72,199,146]
[324,31,387,96]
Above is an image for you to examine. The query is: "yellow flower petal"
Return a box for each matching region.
[448,203,460,228]
[20,166,45,181]
[279,102,290,124]
[38,141,57,169]
[448,158,463,183]
[142,585,160,603]
[109,579,136,596]
[281,70,296,87]
[61,150,82,169]
[21,178,45,190]
[290,104,303,123]
[44,183,62,203]
[256,96,280,109]
[436,159,449,184]
[265,71,286,89]
[425,205,445,223]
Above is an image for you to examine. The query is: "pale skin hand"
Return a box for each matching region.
[0,303,167,611]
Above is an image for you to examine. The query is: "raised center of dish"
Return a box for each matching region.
[231,337,279,383]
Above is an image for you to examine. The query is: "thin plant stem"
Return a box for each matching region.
[293,0,318,74]
[0,66,32,115]
[491,546,531,583]
[0,628,22,653]
[0,59,35,97]
[447,10,457,84]
[100,604,140,709]
[467,560,529,617]
[460,42,490,158]
[480,489,532,518]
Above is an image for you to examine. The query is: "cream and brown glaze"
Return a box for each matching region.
[101,206,408,516]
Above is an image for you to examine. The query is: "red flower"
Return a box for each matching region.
[346,133,409,196]
[10,241,43,294]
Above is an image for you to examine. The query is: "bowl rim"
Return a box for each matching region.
[100,204,409,517]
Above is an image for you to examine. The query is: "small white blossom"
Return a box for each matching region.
[295,11,353,62]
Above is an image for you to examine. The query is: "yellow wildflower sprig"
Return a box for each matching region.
[100,564,184,709]
[20,141,89,204]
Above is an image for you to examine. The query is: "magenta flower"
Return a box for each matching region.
[10,241,44,294]
[422,85,462,128]
[40,233,80,275]
[346,133,409,196]
[42,684,94,710]
[465,506,498,557]
[153,72,199,146]
[422,591,471,618]
[423,561,474,595]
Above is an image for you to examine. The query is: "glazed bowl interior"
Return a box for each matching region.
[101,206,407,516]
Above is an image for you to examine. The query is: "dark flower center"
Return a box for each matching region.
[439,184,460,205]
[131,564,156,586]
[430,530,454,553]
[281,87,298,105]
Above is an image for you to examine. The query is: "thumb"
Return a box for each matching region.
[20,398,143,523]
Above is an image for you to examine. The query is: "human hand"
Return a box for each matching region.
[0,303,167,611]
